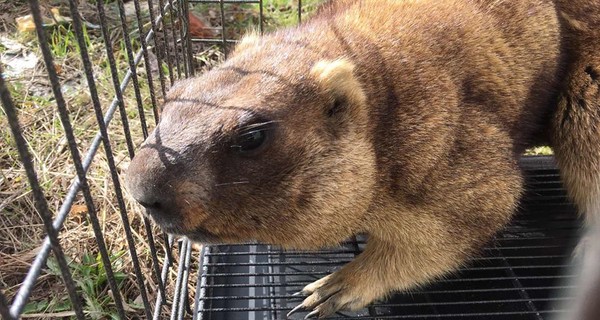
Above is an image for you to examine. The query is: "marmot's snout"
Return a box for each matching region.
[125,138,186,233]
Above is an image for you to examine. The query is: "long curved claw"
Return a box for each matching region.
[291,290,306,297]
[304,309,320,319]
[287,303,306,319]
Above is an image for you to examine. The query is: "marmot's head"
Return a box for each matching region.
[125,42,376,249]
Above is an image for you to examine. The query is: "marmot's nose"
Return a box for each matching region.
[132,189,170,212]
[131,190,178,223]
[136,199,162,210]
[125,146,180,220]
[126,175,178,220]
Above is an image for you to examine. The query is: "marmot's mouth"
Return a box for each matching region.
[153,221,184,235]
[144,210,186,234]
[185,226,223,244]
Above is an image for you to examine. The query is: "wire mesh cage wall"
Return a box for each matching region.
[0,1,585,320]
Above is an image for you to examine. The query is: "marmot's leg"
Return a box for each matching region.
[288,185,522,318]
[287,235,465,318]
[289,118,523,319]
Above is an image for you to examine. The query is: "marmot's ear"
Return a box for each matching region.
[310,59,366,117]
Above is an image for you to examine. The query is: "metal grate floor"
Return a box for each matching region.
[191,156,581,320]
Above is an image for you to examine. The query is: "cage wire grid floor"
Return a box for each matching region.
[186,156,581,320]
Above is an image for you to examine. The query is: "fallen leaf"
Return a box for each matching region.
[15,15,37,33]
[69,204,88,223]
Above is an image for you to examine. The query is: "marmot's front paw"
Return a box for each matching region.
[287,272,381,319]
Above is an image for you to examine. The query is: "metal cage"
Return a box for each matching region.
[0,1,585,319]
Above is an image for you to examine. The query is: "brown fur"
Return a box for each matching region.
[125,0,600,317]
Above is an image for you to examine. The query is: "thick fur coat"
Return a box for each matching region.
[126,0,600,317]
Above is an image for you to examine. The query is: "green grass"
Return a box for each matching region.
[23,251,137,320]
[50,25,76,59]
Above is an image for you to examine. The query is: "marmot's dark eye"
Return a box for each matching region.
[234,129,268,153]
[231,118,276,155]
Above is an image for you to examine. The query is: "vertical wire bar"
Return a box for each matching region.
[158,0,176,85]
[143,218,169,304]
[115,0,150,138]
[168,0,183,78]
[147,0,169,97]
[219,0,228,57]
[184,244,194,316]
[131,0,160,122]
[177,0,190,77]
[0,289,13,320]
[94,0,135,159]
[176,0,189,77]
[151,257,171,320]
[182,0,195,76]
[248,245,258,318]
[176,242,193,320]
[298,0,302,24]
[164,231,175,270]
[153,235,176,320]
[170,240,189,320]
[266,247,278,319]
[151,255,171,320]
[192,246,210,320]
[278,249,290,314]
[259,0,264,34]
[66,0,154,317]
[159,231,175,314]
[1,58,86,320]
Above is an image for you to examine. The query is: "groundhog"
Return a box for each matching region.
[125,0,600,318]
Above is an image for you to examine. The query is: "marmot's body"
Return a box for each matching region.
[126,0,600,318]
